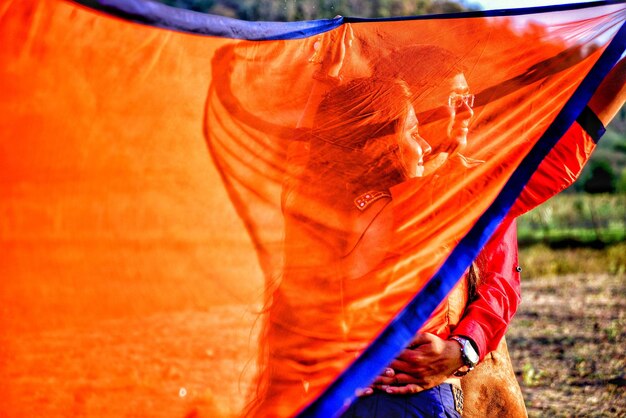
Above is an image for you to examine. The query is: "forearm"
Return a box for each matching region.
[452,279,520,360]
[511,58,626,217]
[588,57,626,126]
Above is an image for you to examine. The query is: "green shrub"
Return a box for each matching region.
[617,168,626,194]
[582,160,616,194]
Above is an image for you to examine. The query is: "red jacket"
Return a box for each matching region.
[452,218,521,360]
[454,119,596,359]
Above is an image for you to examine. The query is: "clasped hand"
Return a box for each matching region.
[358,333,464,396]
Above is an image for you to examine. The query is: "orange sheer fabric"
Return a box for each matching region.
[0,1,624,417]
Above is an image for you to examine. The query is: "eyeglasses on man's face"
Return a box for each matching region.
[448,93,475,109]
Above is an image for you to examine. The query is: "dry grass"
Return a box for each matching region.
[508,273,626,417]
[519,243,626,278]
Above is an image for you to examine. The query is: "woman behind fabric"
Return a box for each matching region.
[246,77,448,417]
[361,44,526,417]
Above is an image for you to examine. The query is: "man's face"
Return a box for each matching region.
[446,73,474,152]
[414,72,474,158]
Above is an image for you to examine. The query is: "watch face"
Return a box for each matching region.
[464,343,479,366]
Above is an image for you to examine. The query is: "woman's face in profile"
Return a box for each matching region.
[397,104,431,178]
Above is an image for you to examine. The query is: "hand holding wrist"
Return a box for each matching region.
[442,339,466,373]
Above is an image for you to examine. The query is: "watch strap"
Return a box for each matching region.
[449,336,476,376]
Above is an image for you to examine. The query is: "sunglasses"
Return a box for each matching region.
[448,93,475,109]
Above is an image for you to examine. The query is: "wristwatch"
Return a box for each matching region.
[449,336,479,376]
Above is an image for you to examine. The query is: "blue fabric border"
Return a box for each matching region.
[71,0,625,40]
[71,0,343,40]
[297,19,626,418]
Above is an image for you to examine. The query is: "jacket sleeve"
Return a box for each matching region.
[451,217,522,360]
[510,112,599,218]
[512,56,626,216]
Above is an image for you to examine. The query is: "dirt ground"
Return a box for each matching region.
[1,273,624,417]
[0,307,260,418]
[507,273,626,418]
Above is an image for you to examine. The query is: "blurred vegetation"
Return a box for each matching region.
[154,0,476,20]
[518,185,625,278]
[518,189,625,279]
[517,194,625,248]
[519,243,626,279]
[575,107,626,194]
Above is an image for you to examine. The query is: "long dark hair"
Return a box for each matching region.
[302,77,413,210]
[467,262,481,302]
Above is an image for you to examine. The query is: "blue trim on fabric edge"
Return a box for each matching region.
[344,0,625,22]
[70,0,624,39]
[70,0,343,40]
[297,20,626,418]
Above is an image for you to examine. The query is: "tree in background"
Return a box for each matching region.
[582,160,617,194]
